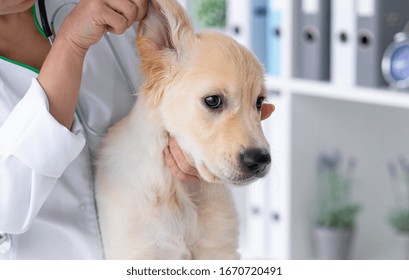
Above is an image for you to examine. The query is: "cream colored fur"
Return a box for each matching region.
[95,0,270,259]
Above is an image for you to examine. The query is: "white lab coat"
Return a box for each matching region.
[0,1,141,259]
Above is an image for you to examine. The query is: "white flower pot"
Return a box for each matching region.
[398,232,409,259]
[313,227,355,260]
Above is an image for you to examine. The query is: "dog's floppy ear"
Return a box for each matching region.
[137,0,194,97]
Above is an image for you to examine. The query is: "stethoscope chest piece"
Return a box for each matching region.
[0,232,12,253]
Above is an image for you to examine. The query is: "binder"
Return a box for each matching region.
[250,0,268,67]
[226,0,268,66]
[356,0,409,87]
[330,0,356,86]
[293,0,331,81]
[266,0,284,76]
[226,0,249,47]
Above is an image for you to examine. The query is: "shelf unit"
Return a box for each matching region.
[267,77,409,109]
[179,0,409,259]
[223,0,409,260]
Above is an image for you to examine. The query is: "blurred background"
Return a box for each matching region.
[178,0,409,260]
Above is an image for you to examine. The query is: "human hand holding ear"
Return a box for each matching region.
[38,0,148,129]
[58,0,148,56]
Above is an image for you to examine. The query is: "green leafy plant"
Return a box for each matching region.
[389,208,409,232]
[387,157,409,233]
[197,0,226,28]
[315,151,360,230]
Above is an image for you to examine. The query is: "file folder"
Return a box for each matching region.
[226,0,268,66]
[226,0,248,47]
[266,0,284,76]
[330,0,356,86]
[293,0,331,81]
[251,0,268,67]
[356,0,409,87]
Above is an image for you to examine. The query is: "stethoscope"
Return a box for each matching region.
[38,0,54,44]
[0,0,138,254]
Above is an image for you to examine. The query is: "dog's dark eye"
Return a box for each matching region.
[204,95,223,109]
[256,96,264,111]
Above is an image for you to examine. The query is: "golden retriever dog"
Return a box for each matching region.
[95,0,272,259]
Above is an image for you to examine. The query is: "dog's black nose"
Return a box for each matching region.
[240,148,271,177]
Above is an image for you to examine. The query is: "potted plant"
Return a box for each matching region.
[188,0,226,30]
[313,151,360,259]
[387,156,409,259]
[197,0,226,28]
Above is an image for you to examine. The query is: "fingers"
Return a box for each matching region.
[168,137,200,177]
[102,5,129,34]
[130,0,148,21]
[98,0,148,35]
[163,146,201,185]
[107,0,147,25]
[103,0,145,33]
[164,136,201,184]
[57,0,148,53]
[261,103,275,121]
[106,1,136,27]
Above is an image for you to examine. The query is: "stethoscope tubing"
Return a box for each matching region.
[38,0,54,44]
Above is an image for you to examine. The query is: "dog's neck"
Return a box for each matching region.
[124,94,199,192]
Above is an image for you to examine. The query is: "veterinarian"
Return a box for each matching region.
[0,0,203,259]
[0,0,274,259]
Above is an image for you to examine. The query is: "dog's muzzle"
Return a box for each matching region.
[239,148,271,178]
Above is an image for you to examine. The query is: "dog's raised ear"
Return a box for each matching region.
[136,0,194,96]
[137,0,194,52]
